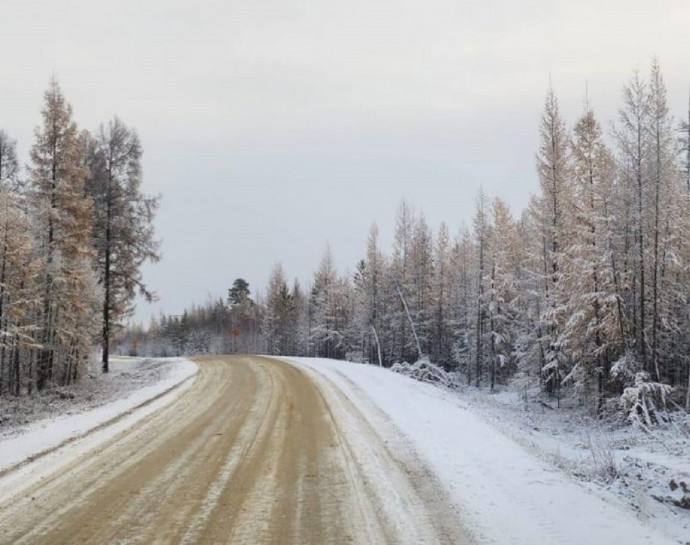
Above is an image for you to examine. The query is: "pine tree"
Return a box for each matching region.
[264,263,294,355]
[228,278,258,353]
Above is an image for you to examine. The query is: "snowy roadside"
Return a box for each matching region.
[463,386,690,544]
[0,357,197,487]
[287,357,685,545]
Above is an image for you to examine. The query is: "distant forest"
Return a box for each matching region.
[124,60,690,421]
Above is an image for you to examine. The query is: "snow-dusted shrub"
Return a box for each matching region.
[619,372,672,428]
[345,350,366,363]
[390,357,460,389]
[584,428,618,482]
[610,352,637,384]
[680,414,690,436]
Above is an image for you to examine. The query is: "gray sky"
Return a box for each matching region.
[2,0,689,324]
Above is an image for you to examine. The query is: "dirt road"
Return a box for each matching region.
[0,356,471,544]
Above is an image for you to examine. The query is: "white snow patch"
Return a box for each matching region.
[0,357,197,499]
[287,357,683,545]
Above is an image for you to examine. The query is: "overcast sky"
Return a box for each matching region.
[2,0,689,324]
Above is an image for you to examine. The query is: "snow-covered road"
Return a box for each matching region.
[0,356,470,544]
[0,357,197,499]
[288,357,681,545]
[0,355,681,544]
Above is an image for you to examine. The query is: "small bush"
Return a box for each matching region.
[391,357,460,389]
[619,372,672,428]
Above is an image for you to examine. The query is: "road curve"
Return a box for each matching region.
[0,356,471,544]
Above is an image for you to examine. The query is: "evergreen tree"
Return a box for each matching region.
[264,264,295,355]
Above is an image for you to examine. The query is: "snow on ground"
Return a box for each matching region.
[462,386,690,544]
[0,357,197,490]
[288,357,688,545]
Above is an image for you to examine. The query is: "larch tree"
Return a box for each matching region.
[409,213,433,356]
[559,105,620,411]
[84,117,160,373]
[0,131,20,190]
[646,60,681,383]
[28,78,100,390]
[354,223,385,365]
[391,200,416,362]
[0,188,39,395]
[431,222,451,366]
[679,91,690,192]
[487,197,522,390]
[615,71,650,373]
[449,226,475,381]
[310,247,342,358]
[0,130,23,392]
[533,85,571,400]
[473,189,490,387]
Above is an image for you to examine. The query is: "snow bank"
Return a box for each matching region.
[287,357,681,545]
[0,357,197,493]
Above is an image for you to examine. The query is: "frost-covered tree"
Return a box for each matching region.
[430,222,452,366]
[0,131,20,191]
[557,105,621,411]
[409,213,434,356]
[0,188,40,395]
[264,263,295,355]
[472,190,490,387]
[310,247,351,359]
[354,224,385,364]
[28,78,100,389]
[84,117,160,372]
[486,197,523,390]
[448,227,475,379]
[390,200,416,362]
[679,91,690,193]
[531,86,571,401]
[614,71,650,373]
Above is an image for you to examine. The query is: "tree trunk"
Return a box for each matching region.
[102,164,113,373]
[396,284,421,361]
[371,324,383,367]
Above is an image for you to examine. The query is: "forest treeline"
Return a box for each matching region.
[0,79,159,396]
[126,60,690,420]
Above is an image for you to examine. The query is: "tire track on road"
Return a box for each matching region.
[0,356,472,545]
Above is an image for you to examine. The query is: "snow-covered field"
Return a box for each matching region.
[0,357,197,496]
[288,357,689,545]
